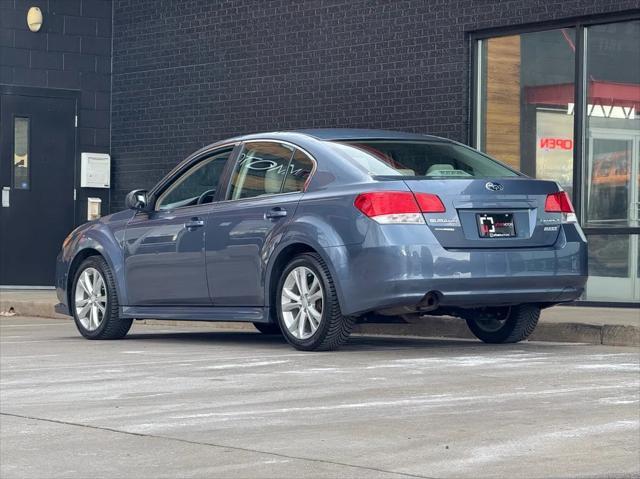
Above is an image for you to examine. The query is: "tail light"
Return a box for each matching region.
[545,191,577,223]
[354,191,445,224]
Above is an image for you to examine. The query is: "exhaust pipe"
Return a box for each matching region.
[418,291,440,312]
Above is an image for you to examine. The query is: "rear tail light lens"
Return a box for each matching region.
[545,191,577,223]
[415,193,446,213]
[354,191,445,224]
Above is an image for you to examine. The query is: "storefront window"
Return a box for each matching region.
[476,20,640,303]
[477,29,576,197]
[584,234,639,302]
[582,20,640,303]
[583,21,640,229]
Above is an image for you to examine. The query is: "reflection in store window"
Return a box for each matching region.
[585,139,632,227]
[477,29,576,198]
[588,235,629,278]
[583,235,639,302]
[583,20,640,229]
[14,117,29,190]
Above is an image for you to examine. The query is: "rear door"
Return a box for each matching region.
[205,142,314,306]
[404,178,563,249]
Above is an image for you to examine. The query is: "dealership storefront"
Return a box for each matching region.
[473,18,639,304]
[1,2,638,305]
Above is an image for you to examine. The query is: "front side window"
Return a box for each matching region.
[228,142,295,200]
[330,141,519,178]
[156,149,231,210]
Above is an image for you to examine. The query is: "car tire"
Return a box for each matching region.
[253,322,282,335]
[71,256,133,340]
[276,253,354,351]
[465,304,540,344]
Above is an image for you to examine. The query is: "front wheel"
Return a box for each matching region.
[276,253,354,351]
[72,256,132,340]
[465,304,540,344]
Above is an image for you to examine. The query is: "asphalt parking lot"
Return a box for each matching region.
[1,317,639,479]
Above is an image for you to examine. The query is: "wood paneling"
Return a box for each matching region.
[485,35,521,169]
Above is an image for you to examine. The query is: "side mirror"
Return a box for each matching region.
[125,189,149,211]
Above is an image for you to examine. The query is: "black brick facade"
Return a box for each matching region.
[110,0,639,209]
[0,0,112,221]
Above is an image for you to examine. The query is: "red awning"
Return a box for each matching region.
[526,81,640,109]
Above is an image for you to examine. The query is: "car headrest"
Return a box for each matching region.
[426,164,454,175]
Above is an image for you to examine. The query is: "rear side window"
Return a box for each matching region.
[330,141,519,178]
[283,149,314,193]
[228,142,313,199]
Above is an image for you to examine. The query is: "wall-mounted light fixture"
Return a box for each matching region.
[27,6,43,32]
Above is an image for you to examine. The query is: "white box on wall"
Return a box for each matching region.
[80,152,111,188]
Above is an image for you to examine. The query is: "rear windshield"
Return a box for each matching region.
[329,141,519,178]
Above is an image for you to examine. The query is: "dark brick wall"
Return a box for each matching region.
[1,0,112,222]
[111,0,638,209]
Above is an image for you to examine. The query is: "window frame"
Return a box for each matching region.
[469,11,640,236]
[220,139,318,202]
[153,146,236,212]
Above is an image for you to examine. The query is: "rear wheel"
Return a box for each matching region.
[72,256,132,340]
[276,253,354,351]
[253,322,282,335]
[465,304,540,344]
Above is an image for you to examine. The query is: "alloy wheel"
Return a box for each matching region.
[472,307,511,332]
[281,266,324,340]
[74,267,107,331]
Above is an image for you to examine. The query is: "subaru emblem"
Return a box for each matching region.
[485,182,504,192]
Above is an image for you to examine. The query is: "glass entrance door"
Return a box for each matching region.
[583,130,640,302]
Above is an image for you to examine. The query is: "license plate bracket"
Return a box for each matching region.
[477,213,516,238]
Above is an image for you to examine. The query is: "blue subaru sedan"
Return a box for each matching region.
[55,129,587,351]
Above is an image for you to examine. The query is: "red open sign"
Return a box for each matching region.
[540,137,573,150]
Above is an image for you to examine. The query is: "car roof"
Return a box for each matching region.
[224,129,451,144]
[292,128,448,142]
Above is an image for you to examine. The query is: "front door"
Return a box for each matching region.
[0,92,76,286]
[123,149,232,305]
[584,129,640,302]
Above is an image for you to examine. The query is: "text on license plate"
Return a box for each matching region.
[477,213,516,238]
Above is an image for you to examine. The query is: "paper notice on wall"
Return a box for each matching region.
[81,153,111,188]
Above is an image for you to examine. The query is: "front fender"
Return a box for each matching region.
[58,218,129,309]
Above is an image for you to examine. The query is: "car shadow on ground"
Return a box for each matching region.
[60,327,584,352]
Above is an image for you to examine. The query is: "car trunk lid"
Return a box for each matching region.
[400,177,563,248]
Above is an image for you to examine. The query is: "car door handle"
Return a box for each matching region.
[184,218,205,230]
[265,207,287,220]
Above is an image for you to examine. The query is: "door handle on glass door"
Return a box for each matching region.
[184,218,205,230]
[265,207,287,220]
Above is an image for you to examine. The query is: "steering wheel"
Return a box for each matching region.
[197,189,216,205]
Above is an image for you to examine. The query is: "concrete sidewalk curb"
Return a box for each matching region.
[2,299,638,347]
[0,299,68,320]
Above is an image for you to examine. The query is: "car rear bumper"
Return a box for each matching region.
[326,224,588,316]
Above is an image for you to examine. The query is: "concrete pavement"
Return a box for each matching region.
[1,316,639,478]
